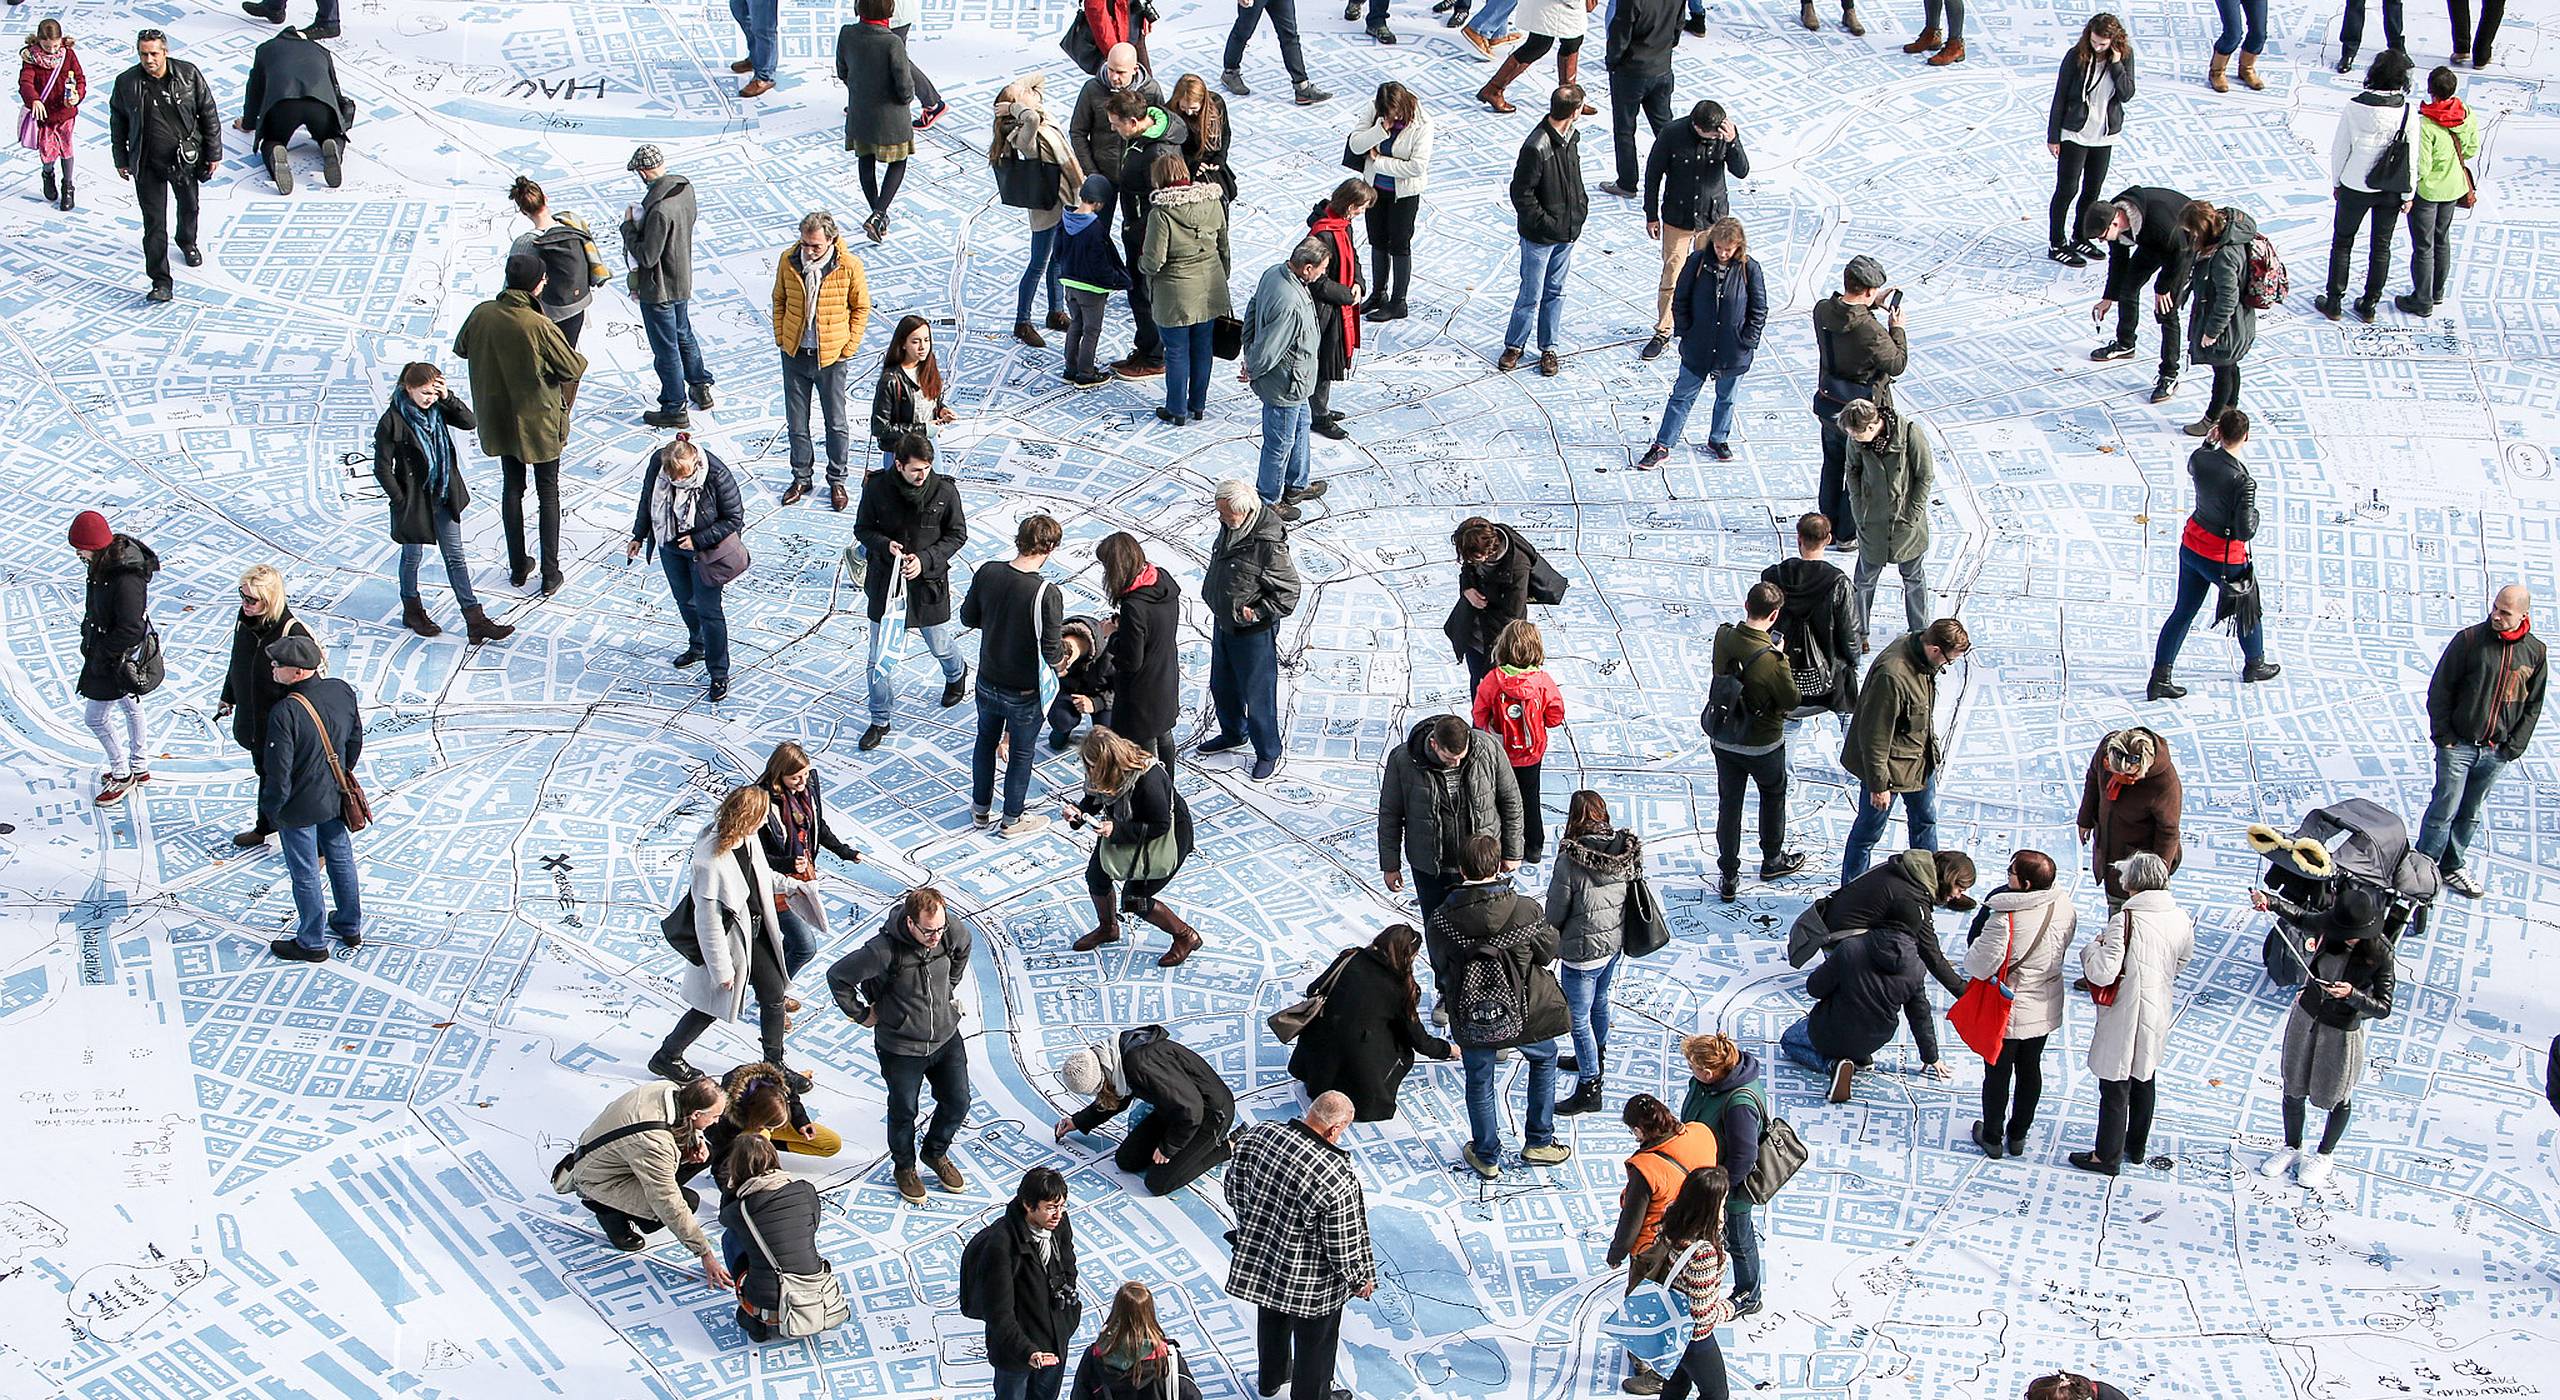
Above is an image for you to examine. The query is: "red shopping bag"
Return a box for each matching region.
[1946,912,2020,1062]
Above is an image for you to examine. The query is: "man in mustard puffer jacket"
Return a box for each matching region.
[771,211,875,510]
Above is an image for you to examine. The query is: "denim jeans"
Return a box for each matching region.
[639,299,713,413]
[1853,555,1933,639]
[1015,225,1064,324]
[1161,319,1215,418]
[1559,956,1618,1083]
[2405,198,2457,312]
[990,1366,1064,1400]
[1224,0,1312,82]
[972,683,1045,820]
[398,510,480,608]
[1257,400,1312,502]
[1505,239,1574,352]
[1654,365,1742,450]
[2212,0,2267,53]
[1210,625,1283,761]
[1840,776,1937,882]
[1724,1200,1761,1305]
[1608,69,1676,191]
[1778,1016,1836,1076]
[83,696,146,775]
[778,904,820,980]
[879,1035,970,1169]
[1465,0,1520,38]
[660,547,730,682]
[2151,545,2264,670]
[780,350,852,487]
[279,818,362,950]
[1659,1331,1730,1400]
[728,0,778,79]
[1461,1038,1558,1161]
[868,618,966,724]
[2417,741,2507,876]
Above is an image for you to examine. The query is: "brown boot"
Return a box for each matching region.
[1798,0,1817,26]
[1900,25,1941,51]
[1475,54,1532,112]
[401,597,442,637]
[1138,903,1203,967]
[1926,37,1964,63]
[2236,52,2264,89]
[1557,51,1597,114]
[462,605,515,642]
[1840,3,1864,33]
[2208,51,2231,92]
[1073,889,1121,952]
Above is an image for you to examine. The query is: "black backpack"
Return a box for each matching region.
[1775,604,1833,700]
[956,1220,1001,1321]
[1507,528,1570,606]
[1701,633,1776,745]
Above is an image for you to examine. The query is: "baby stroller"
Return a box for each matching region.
[2248,797,2439,986]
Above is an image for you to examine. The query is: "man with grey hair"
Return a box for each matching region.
[1244,241,1329,521]
[2069,851,2194,1176]
[1202,479,1302,781]
[1225,1090,1373,1400]
[621,144,713,429]
[770,210,873,510]
[2419,583,2545,898]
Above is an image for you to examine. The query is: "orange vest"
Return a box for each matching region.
[1623,1122,1720,1256]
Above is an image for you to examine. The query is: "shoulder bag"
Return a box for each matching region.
[1946,906,2052,1061]
[1741,1110,1808,1204]
[1268,948,1358,1043]
[1097,790,1185,882]
[2088,912,2133,1007]
[695,529,752,588]
[548,1116,671,1194]
[735,1191,851,1338]
[121,621,167,695]
[288,692,372,832]
[1599,1238,1708,1375]
[1032,577,1061,715]
[1212,314,1245,361]
[2367,100,2416,196]
[1621,871,1670,958]
[18,61,63,151]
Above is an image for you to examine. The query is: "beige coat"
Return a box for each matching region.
[1963,883,2078,1043]
[566,1083,711,1254]
[679,827,796,1024]
[2081,888,2195,1081]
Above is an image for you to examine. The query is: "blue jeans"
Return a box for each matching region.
[1256,400,1312,502]
[1779,1016,1836,1076]
[661,547,730,682]
[1560,956,1618,1084]
[398,510,479,608]
[868,618,965,725]
[2416,742,2507,876]
[727,0,778,79]
[778,904,820,980]
[972,683,1045,821]
[1210,625,1283,761]
[1016,225,1064,324]
[1161,319,1215,418]
[279,818,362,950]
[780,350,852,487]
[1725,1200,1760,1306]
[639,300,713,414]
[1840,776,1936,882]
[2212,0,2267,52]
[1461,1038,1558,1162]
[1224,0,1311,81]
[1466,0,1520,37]
[1660,1331,1729,1400]
[1505,239,1574,352]
[2151,545,2264,670]
[990,1365,1064,1400]
[1654,364,1741,450]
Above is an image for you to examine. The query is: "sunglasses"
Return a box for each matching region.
[137,28,166,43]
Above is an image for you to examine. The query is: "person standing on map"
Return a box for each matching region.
[70,509,158,806]
[1436,834,1573,1179]
[770,210,871,511]
[1223,1093,1374,1400]
[1838,616,1968,881]
[960,515,1068,837]
[991,76,1081,349]
[620,144,714,428]
[626,436,747,704]
[452,251,588,597]
[1838,398,1935,641]
[1637,215,1764,468]
[2250,881,2394,1191]
[2416,584,2541,899]
[217,565,325,848]
[838,0,918,243]
[826,886,977,1205]
[376,363,515,644]
[958,1167,1081,1400]
[2067,853,2194,1176]
[854,435,971,750]
[1496,84,1589,377]
[1201,479,1300,779]
[725,0,779,99]
[1808,255,1905,548]
[1708,583,1805,902]
[1242,241,1326,520]
[259,632,365,962]
[107,28,218,304]
[1636,105,1749,367]
[2076,728,2181,913]
[508,177,612,364]
[1379,713,1524,919]
[2177,200,2258,435]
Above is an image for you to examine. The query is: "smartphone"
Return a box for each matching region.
[1882,288,1904,313]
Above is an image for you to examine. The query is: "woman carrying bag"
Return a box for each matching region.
[1066,726,1201,966]
[992,76,1082,348]
[1283,924,1452,1121]
[1956,849,2077,1160]
[755,740,860,979]
[718,1135,842,1342]
[1628,1164,1738,1400]
[216,564,320,848]
[626,435,747,704]
[2068,852,2195,1176]
[651,786,818,1093]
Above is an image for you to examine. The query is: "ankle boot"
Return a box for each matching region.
[1926,36,1965,63]
[1139,902,1203,966]
[1555,1074,1604,1116]
[1840,4,1865,33]
[1074,890,1121,952]
[42,167,56,202]
[2236,52,2264,89]
[2208,51,2231,92]
[1901,25,1942,51]
[2241,658,2283,683]
[461,605,516,642]
[1475,54,1531,112]
[402,597,442,637]
[58,173,74,211]
[1798,0,1818,27]
[2145,666,2186,701]
[1557,52,1598,113]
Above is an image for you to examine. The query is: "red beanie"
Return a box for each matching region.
[69,510,112,552]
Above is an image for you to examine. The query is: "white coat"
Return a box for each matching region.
[1521,0,1592,40]
[679,828,793,1023]
[1346,107,1434,197]
[1963,882,2079,1043]
[2080,888,2194,1082]
[2329,90,2412,193]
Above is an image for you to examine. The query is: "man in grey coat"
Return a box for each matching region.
[826,886,976,1205]
[621,144,714,429]
[1244,240,1327,520]
[1202,479,1303,782]
[1379,713,1524,920]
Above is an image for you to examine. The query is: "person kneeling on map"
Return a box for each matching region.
[1053,1025,1236,1196]
[555,1077,734,1290]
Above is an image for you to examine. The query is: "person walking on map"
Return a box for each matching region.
[854,436,971,750]
[70,509,158,806]
[452,252,588,596]
[106,28,218,304]
[1838,616,1967,881]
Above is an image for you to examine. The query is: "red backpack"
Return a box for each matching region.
[2241,232,2288,310]
[1484,673,1546,765]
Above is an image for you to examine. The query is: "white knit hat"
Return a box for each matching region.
[1058,1047,1105,1097]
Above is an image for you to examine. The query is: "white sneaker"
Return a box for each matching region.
[999,813,1051,839]
[2444,868,2486,898]
[2296,1153,2336,1189]
[2258,1147,2297,1179]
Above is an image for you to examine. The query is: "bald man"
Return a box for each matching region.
[2420,583,2545,897]
[1224,1092,1373,1400]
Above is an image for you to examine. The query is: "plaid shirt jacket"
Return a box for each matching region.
[1222,1119,1375,1317]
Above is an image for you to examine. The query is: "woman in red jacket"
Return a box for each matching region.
[1305,179,1371,440]
[1471,619,1565,862]
[1084,0,1152,74]
[18,20,84,211]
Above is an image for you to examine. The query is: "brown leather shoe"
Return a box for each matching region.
[461,605,516,643]
[739,78,774,98]
[781,482,810,507]
[922,1154,966,1192]
[730,58,755,73]
[1497,346,1524,371]
[1072,926,1122,952]
[1539,350,1561,376]
[1901,25,1941,51]
[1926,37,1965,63]
[831,483,850,512]
[1046,309,1071,331]
[894,1165,927,1204]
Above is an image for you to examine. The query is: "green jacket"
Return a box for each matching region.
[1138,180,1233,329]
[1710,621,1799,752]
[451,290,589,463]
[1847,413,1933,567]
[1841,632,1942,794]
[2414,106,2480,205]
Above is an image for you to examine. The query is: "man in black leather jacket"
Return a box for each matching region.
[108,30,221,302]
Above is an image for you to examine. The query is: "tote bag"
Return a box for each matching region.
[1946,908,2048,1062]
[868,571,909,685]
[736,1195,851,1339]
[1267,949,1356,1043]
[1598,1240,1708,1375]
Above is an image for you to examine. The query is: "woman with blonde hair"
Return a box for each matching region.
[1679,1031,1770,1315]
[1066,726,1200,965]
[1071,1281,1203,1399]
[651,786,813,1090]
[991,75,1082,348]
[1636,216,1765,469]
[216,564,321,848]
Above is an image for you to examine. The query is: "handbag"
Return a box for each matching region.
[1211,315,1244,362]
[1059,13,1104,74]
[288,692,373,833]
[660,891,709,966]
[2367,101,2415,196]
[17,63,61,151]
[2087,912,2133,1007]
[1599,1239,1709,1375]
[120,622,167,696]
[696,530,752,587]
[1268,948,1358,1043]
[1946,907,2050,1062]
[1621,872,1670,958]
[1740,1114,1808,1204]
[1032,578,1062,715]
[1097,795,1185,882]
[2457,159,2478,210]
[734,1191,852,1339]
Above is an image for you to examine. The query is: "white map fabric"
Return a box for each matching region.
[2,0,2556,1395]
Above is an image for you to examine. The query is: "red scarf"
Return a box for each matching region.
[1122,564,1159,594]
[2420,95,2467,128]
[2498,615,2531,642]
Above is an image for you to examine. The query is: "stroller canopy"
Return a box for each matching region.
[2266,797,2438,902]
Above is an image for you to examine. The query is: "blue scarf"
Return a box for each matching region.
[399,395,453,501]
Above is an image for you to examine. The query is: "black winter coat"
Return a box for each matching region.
[1823,856,1965,997]
[962,1199,1082,1371]
[629,449,746,561]
[222,606,317,755]
[2047,49,2135,147]
[1428,881,1568,1049]
[718,1178,826,1316]
[758,771,861,874]
[1203,506,1301,635]
[1643,121,1749,230]
[1673,249,1766,377]
[1080,762,1195,870]
[1106,571,1183,747]
[835,22,914,151]
[77,535,159,702]
[1287,946,1450,1121]
[2426,619,2547,760]
[1070,1026,1235,1157]
[243,30,347,127]
[1806,926,1938,1065]
[1510,120,1588,247]
[2097,185,2195,302]
[1760,557,1859,714]
[1446,526,1537,661]
[853,470,969,625]
[1605,0,1684,77]
[1114,108,1191,240]
[259,676,363,830]
[374,391,476,544]
[870,365,934,453]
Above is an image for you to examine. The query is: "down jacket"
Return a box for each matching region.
[719,1172,826,1317]
[1378,719,1526,875]
[2186,206,2258,368]
[1545,828,1640,964]
[2081,888,2194,1081]
[77,534,158,702]
[769,237,872,366]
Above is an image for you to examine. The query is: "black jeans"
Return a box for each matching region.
[2049,142,2112,250]
[1712,744,1789,876]
[1116,1104,1234,1194]
[659,919,788,1066]
[583,1156,707,1239]
[1255,1305,1343,1400]
[1609,69,1676,191]
[2204,363,2240,420]
[1224,0,1312,82]
[1120,222,1160,359]
[2109,248,2184,376]
[2092,1074,2158,1168]
[499,455,562,582]
[880,1035,970,1169]
[1818,417,1857,545]
[1514,761,1544,861]
[2326,185,2399,302]
[259,96,343,148]
[2450,0,2504,56]
[132,157,201,291]
[1981,1032,2049,1145]
[2405,197,2457,311]
[2339,0,2403,55]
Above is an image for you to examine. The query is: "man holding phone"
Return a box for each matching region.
[1809,255,1906,551]
[2081,186,2196,405]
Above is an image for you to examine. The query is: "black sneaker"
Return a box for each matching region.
[860,723,891,750]
[2047,245,2087,268]
[241,2,283,21]
[1760,850,1808,881]
[2149,372,2178,403]
[2088,340,2136,362]
[182,246,204,267]
[300,21,340,38]
[706,678,729,702]
[1294,80,1332,104]
[146,285,174,303]
[335,927,364,948]
[940,666,970,707]
[671,647,704,668]
[1312,416,1349,440]
[647,1050,701,1084]
[269,938,327,963]
[643,408,691,429]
